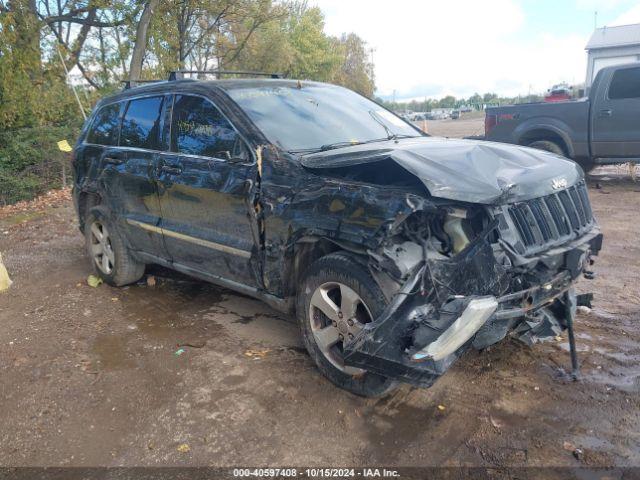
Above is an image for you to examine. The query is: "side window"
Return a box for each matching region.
[87,103,122,145]
[171,95,243,158]
[120,96,164,149]
[609,67,640,100]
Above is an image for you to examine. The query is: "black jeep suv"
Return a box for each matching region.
[73,75,602,397]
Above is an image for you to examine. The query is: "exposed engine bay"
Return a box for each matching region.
[340,193,602,387]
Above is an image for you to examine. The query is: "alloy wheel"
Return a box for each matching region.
[89,220,115,275]
[309,282,373,375]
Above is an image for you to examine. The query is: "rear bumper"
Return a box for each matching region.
[343,227,603,387]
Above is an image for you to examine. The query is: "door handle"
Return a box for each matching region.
[160,165,182,175]
[599,109,612,118]
[103,157,123,165]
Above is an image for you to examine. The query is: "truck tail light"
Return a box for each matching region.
[484,114,497,136]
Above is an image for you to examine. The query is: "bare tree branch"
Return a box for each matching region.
[43,14,127,27]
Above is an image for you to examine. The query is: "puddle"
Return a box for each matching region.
[91,334,135,370]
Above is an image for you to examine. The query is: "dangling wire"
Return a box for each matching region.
[54,42,87,120]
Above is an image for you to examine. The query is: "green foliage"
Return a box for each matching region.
[381,90,545,113]
[0,0,377,204]
[331,34,375,97]
[0,125,81,204]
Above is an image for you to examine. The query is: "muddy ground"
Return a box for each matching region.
[1,126,639,468]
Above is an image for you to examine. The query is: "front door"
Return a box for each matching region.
[157,94,258,287]
[591,65,640,158]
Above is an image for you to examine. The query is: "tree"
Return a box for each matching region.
[129,0,159,82]
[483,92,498,103]
[332,33,374,97]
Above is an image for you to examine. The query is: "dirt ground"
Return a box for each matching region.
[1,122,639,469]
[424,112,487,138]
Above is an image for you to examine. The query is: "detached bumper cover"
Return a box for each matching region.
[411,297,498,362]
[343,227,603,387]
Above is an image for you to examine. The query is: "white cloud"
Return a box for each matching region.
[312,0,589,99]
[610,4,640,25]
[575,0,631,12]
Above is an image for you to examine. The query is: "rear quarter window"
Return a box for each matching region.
[608,67,640,100]
[87,103,122,145]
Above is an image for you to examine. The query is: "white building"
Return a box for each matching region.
[585,23,640,87]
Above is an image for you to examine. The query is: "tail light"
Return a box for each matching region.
[484,114,497,136]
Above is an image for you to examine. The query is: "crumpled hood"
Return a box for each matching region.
[300,137,584,204]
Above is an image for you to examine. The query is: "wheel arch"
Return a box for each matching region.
[515,121,575,158]
[77,190,102,233]
[285,236,368,301]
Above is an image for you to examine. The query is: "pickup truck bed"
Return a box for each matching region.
[485,63,640,171]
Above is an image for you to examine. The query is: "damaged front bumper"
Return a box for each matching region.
[343,226,603,388]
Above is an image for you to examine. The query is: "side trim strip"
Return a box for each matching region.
[126,219,252,259]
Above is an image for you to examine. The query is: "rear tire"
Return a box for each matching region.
[577,159,596,173]
[297,252,398,397]
[527,140,565,156]
[85,206,145,286]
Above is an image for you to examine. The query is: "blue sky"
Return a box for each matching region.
[313,0,640,100]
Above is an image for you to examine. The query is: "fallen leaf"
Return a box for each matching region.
[87,275,102,288]
[490,416,503,429]
[0,252,12,292]
[244,348,271,358]
[437,404,446,411]
[146,275,156,287]
[0,187,72,220]
[177,443,190,453]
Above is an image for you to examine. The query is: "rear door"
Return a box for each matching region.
[157,94,258,286]
[102,95,168,257]
[591,65,640,158]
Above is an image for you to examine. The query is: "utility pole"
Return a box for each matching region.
[594,11,598,30]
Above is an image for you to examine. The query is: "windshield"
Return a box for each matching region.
[226,83,422,152]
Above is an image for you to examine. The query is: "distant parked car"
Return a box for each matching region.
[485,63,640,171]
[544,83,573,103]
[451,110,461,120]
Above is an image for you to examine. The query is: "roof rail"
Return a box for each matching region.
[168,70,282,81]
[121,79,165,90]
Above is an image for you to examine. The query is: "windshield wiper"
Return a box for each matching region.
[319,140,365,151]
[288,135,423,155]
[368,110,396,140]
[288,141,362,154]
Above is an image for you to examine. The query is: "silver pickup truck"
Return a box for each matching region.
[485,63,640,171]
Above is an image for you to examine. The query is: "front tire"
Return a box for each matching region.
[297,252,398,397]
[85,206,145,286]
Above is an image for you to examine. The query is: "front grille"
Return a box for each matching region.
[506,180,594,254]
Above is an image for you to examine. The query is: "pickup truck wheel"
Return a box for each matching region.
[297,252,398,397]
[577,159,596,173]
[85,206,145,287]
[527,140,565,156]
